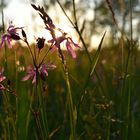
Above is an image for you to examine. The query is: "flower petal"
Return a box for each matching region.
[22,74,31,81]
[69,37,80,48]
[66,40,76,58]
[32,74,36,84]
[0,84,5,90]
[0,76,6,82]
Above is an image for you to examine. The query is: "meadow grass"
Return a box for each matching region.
[0,0,140,140]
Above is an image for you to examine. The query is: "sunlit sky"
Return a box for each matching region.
[2,0,105,48]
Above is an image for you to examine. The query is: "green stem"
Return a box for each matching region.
[120,0,133,139]
[3,91,17,139]
[38,78,50,139]
[35,68,50,139]
[125,0,133,139]
[58,47,76,140]
[1,0,8,72]
[25,40,36,67]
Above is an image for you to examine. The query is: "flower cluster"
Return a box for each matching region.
[48,32,80,58]
[31,4,80,58]
[0,4,80,85]
[22,64,56,84]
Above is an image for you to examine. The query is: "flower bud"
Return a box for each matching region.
[36,37,45,50]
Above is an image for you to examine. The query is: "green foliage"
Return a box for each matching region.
[0,0,140,140]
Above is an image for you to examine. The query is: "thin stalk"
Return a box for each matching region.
[56,3,106,137]
[56,0,75,27]
[38,45,52,67]
[3,91,17,139]
[2,90,11,140]
[58,47,76,140]
[24,40,36,67]
[25,85,35,138]
[34,114,45,140]
[107,112,111,140]
[56,0,105,100]
[71,0,91,63]
[34,68,45,139]
[56,0,91,63]
[125,0,133,139]
[1,0,7,71]
[38,77,50,139]
[1,0,4,33]
[120,46,131,138]
[120,0,133,139]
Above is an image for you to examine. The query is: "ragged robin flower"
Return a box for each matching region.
[48,30,80,58]
[0,24,23,48]
[22,63,56,84]
[31,4,80,58]
[46,21,80,59]
[22,66,36,84]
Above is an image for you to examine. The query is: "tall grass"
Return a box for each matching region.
[0,0,140,140]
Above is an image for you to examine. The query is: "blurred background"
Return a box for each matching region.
[1,0,140,49]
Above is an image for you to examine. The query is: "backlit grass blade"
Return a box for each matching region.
[78,31,106,111]
[90,31,106,76]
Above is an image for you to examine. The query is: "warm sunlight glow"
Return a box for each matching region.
[3,0,94,49]
[54,28,64,38]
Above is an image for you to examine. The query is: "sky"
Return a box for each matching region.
[2,0,102,48]
[4,0,50,43]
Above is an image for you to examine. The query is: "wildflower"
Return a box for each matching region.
[0,24,23,48]
[0,68,6,90]
[22,66,36,84]
[39,64,56,81]
[31,4,55,30]
[48,29,80,58]
[31,4,80,58]
[22,64,56,84]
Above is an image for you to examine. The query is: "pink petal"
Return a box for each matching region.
[22,74,31,81]
[50,45,57,53]
[32,75,36,84]
[66,40,76,58]
[0,84,5,90]
[0,76,6,82]
[42,69,48,77]
[69,37,80,48]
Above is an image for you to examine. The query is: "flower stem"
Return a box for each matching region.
[1,0,8,72]
[58,46,76,140]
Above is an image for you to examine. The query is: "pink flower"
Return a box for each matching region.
[48,29,80,58]
[0,24,23,48]
[22,66,36,84]
[39,64,56,80]
[31,4,80,58]
[22,64,56,84]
